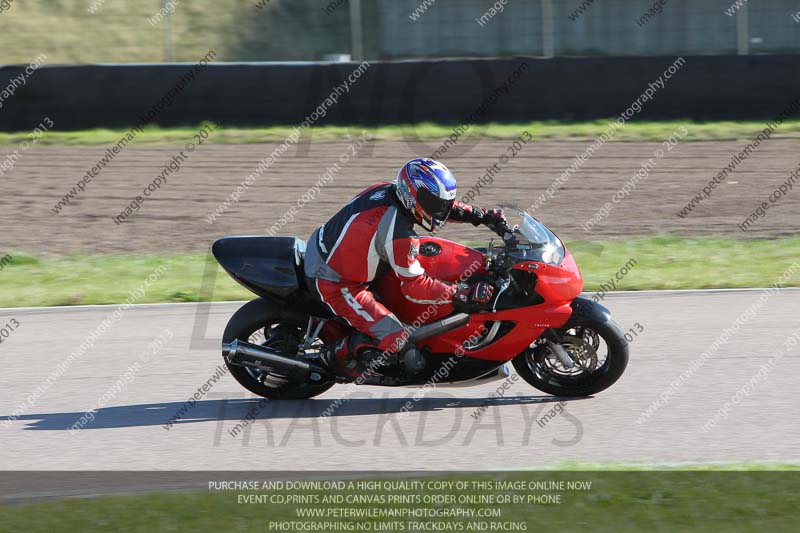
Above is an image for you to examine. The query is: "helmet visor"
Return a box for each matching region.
[416,187,454,223]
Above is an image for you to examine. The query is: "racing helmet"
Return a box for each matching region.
[395,158,457,231]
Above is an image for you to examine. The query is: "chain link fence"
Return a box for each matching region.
[0,0,799,64]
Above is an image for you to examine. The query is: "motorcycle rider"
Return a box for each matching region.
[304,157,507,376]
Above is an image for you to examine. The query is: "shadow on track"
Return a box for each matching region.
[2,395,586,431]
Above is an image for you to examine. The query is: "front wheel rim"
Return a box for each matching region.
[527,326,611,383]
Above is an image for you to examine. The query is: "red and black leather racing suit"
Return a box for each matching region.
[303,182,486,357]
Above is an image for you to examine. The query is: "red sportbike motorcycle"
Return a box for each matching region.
[215,208,628,399]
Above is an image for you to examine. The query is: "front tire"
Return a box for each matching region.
[513,316,629,397]
[222,298,335,400]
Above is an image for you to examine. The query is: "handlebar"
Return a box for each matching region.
[487,220,518,247]
[484,222,519,280]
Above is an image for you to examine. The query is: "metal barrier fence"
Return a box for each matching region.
[0,0,799,64]
[2,55,798,131]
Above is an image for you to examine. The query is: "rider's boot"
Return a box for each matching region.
[321,332,391,378]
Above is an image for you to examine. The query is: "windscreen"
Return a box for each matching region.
[506,208,565,265]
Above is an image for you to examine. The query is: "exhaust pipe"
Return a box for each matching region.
[222,339,328,382]
[222,313,470,382]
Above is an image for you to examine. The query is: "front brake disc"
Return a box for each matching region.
[559,334,599,372]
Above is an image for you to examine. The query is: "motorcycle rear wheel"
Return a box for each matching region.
[512,317,628,397]
[222,298,335,400]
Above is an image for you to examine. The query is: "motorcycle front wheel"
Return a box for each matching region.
[512,316,629,397]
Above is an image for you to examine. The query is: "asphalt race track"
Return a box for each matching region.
[2,290,799,476]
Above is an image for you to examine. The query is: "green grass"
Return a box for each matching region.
[3,119,800,146]
[0,0,345,64]
[568,236,800,292]
[1,469,798,532]
[0,252,246,308]
[0,0,241,64]
[1,237,798,308]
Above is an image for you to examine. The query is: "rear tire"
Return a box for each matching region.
[222,298,335,400]
[513,317,628,397]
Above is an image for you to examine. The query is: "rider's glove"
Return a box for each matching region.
[482,209,507,235]
[466,207,506,229]
[464,206,486,227]
[452,282,496,313]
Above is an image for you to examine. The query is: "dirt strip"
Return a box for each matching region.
[2,138,798,255]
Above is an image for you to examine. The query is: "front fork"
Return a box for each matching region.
[542,329,577,369]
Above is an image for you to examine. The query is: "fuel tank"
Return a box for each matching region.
[374,237,486,324]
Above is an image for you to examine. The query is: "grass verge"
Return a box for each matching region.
[1,236,798,308]
[2,119,800,146]
[0,469,797,532]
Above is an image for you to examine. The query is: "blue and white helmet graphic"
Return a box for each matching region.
[395,158,457,231]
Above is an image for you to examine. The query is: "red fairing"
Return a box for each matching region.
[375,236,583,362]
[390,235,456,306]
[529,249,583,302]
[416,237,486,282]
[420,303,574,362]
